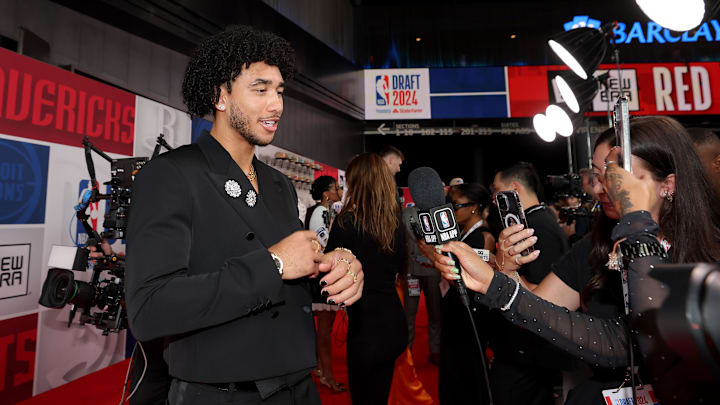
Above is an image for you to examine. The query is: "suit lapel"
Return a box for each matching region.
[197,131,296,248]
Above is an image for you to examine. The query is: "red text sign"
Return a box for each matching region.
[0,48,135,155]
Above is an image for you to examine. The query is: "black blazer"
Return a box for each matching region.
[125,131,316,384]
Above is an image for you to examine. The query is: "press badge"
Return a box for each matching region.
[602,384,659,405]
[473,249,490,262]
[407,276,421,297]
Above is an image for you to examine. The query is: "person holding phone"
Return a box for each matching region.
[488,162,571,405]
[432,116,720,404]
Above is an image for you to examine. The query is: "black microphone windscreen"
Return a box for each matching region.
[408,167,446,211]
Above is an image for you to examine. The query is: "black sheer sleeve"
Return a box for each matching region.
[472,210,714,402]
[469,213,665,369]
[474,272,629,368]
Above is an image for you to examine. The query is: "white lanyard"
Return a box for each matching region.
[460,220,484,242]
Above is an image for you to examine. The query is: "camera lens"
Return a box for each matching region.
[497,195,508,211]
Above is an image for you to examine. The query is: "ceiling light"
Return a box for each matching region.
[554,73,602,113]
[636,0,705,32]
[416,37,422,42]
[546,104,574,137]
[548,25,611,80]
[510,34,517,39]
[533,114,557,142]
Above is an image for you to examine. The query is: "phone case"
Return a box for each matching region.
[495,190,534,256]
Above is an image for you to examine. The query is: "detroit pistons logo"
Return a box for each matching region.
[375,75,389,106]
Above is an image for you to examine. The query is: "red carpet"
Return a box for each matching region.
[18,295,438,404]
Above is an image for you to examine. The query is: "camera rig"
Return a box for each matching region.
[38,135,172,335]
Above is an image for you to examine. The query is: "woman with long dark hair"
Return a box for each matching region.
[431,116,720,404]
[304,175,345,392]
[325,153,407,404]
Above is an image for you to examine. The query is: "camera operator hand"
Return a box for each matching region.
[88,239,114,259]
[495,224,541,273]
[602,147,656,216]
[268,230,324,280]
[317,249,364,306]
[430,241,494,294]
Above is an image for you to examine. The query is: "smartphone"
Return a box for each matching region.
[495,190,534,256]
[613,97,632,173]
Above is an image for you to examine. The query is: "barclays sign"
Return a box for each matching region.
[564,15,720,44]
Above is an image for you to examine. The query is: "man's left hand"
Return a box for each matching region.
[318,249,364,306]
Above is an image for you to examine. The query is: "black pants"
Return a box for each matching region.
[167,375,321,405]
[129,338,172,405]
[489,359,556,405]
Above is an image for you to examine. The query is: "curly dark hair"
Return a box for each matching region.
[181,25,296,117]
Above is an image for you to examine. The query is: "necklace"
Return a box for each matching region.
[246,164,256,182]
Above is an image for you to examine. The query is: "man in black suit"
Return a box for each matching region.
[125,26,364,405]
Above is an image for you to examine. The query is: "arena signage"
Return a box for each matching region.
[0,138,49,224]
[364,68,431,119]
[0,244,29,300]
[564,15,720,44]
[0,48,135,155]
[0,313,37,404]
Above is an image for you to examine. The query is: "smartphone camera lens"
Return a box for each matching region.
[497,195,508,211]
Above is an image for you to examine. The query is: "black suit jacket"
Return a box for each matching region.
[125,131,316,384]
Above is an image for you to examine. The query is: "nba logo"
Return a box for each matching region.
[439,211,451,229]
[376,75,389,106]
[422,215,432,233]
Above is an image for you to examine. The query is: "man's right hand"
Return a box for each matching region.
[268,230,323,280]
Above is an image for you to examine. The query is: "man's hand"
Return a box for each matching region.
[88,240,121,264]
[317,249,364,306]
[268,231,323,280]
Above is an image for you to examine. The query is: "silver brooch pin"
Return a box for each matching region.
[245,189,257,207]
[225,180,242,198]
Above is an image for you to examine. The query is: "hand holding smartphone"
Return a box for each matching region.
[495,190,534,256]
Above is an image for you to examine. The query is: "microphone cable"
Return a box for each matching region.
[446,251,494,405]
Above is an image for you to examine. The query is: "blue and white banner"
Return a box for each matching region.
[364,68,431,119]
[364,67,511,120]
[0,138,49,224]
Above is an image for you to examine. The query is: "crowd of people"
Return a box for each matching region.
[304,116,720,405]
[123,23,720,405]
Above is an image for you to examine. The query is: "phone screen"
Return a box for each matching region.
[613,97,632,173]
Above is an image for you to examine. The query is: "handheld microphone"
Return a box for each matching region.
[408,167,468,306]
[408,167,495,405]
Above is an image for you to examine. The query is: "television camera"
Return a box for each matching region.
[38,135,172,335]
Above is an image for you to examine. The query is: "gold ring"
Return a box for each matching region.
[346,269,358,283]
[514,255,521,266]
[311,239,322,253]
[335,247,353,255]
